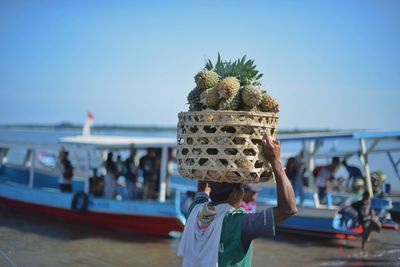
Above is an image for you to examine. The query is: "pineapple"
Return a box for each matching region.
[230,88,243,111]
[217,77,240,100]
[260,92,280,113]
[242,85,262,108]
[187,54,278,113]
[194,70,220,90]
[187,87,204,111]
[242,105,258,112]
[204,87,220,108]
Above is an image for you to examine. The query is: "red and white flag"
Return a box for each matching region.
[83,111,94,136]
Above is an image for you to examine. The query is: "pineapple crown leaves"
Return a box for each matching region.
[204,53,263,86]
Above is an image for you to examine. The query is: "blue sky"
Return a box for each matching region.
[0,0,399,130]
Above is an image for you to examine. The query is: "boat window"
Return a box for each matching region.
[4,148,26,166]
[36,149,58,170]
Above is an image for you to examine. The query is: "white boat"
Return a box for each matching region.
[0,135,186,236]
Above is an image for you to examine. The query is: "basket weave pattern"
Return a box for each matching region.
[177,111,278,183]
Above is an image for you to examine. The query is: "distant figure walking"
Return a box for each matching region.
[58,150,73,193]
[104,152,118,199]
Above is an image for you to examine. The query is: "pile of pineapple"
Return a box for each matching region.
[187,54,279,113]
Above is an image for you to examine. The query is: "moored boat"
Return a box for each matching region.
[0,135,185,236]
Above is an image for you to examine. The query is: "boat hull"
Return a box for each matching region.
[0,195,184,236]
[258,203,361,239]
[0,165,185,236]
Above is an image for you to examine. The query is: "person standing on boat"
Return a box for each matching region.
[315,157,340,206]
[139,149,159,199]
[351,178,365,200]
[285,155,305,205]
[104,152,118,199]
[89,168,104,197]
[116,155,124,175]
[342,159,363,190]
[58,150,73,192]
[177,133,297,267]
[124,149,138,199]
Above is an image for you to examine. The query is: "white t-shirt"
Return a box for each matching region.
[316,168,331,188]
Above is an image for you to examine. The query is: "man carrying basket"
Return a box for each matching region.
[177,133,297,267]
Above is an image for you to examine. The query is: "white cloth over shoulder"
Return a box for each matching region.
[177,202,233,267]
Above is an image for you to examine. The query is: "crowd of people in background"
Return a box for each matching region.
[101,148,161,200]
[282,154,389,207]
[57,148,165,200]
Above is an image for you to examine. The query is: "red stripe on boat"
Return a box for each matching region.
[0,196,184,236]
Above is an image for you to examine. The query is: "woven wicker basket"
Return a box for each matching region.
[177,110,278,183]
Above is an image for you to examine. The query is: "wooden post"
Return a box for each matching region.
[359,138,373,196]
[159,147,168,202]
[29,149,35,188]
[24,149,33,167]
[84,150,91,194]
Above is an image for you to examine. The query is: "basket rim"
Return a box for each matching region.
[178,110,279,118]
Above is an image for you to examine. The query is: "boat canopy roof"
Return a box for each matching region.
[1,130,398,150]
[59,135,177,150]
[278,131,400,142]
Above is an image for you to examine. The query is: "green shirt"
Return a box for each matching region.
[219,208,253,267]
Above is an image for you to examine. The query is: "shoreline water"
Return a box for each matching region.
[0,206,399,267]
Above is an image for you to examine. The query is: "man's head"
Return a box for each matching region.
[209,182,244,208]
[147,148,157,157]
[243,184,262,203]
[354,178,365,190]
[59,148,68,160]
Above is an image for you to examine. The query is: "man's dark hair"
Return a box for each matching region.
[209,182,242,203]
